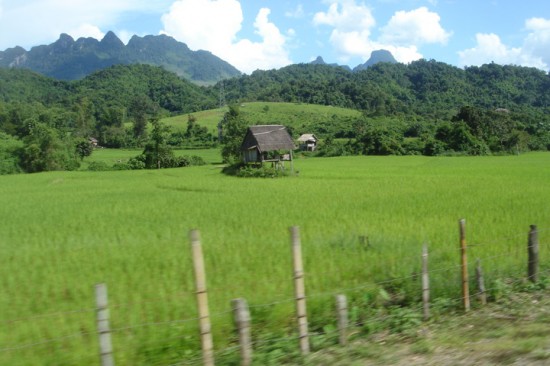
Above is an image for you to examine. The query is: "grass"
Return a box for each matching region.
[161,102,362,136]
[301,287,550,365]
[1,152,549,364]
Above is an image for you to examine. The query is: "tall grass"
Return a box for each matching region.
[1,153,549,364]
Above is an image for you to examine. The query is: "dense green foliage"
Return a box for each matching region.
[219,61,550,156]
[0,65,218,172]
[1,60,549,174]
[219,104,248,164]
[222,61,549,119]
[1,153,549,364]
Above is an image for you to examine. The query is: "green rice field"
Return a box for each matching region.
[1,152,549,365]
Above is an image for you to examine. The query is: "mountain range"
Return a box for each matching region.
[0,32,399,84]
[310,50,398,71]
[0,31,241,85]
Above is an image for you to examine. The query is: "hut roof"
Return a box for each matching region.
[241,125,295,152]
[297,134,317,142]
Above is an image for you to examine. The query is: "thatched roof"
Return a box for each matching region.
[241,125,295,152]
[298,134,317,142]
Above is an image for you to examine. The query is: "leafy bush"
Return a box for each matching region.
[86,161,111,171]
[0,132,23,175]
[236,165,288,178]
[126,155,146,170]
[176,155,207,167]
[222,163,291,178]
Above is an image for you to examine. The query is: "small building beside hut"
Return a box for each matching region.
[297,134,318,151]
[89,137,98,148]
[241,125,296,168]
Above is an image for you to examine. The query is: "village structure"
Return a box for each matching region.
[297,134,318,151]
[241,125,296,170]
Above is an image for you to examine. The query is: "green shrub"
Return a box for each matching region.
[126,156,146,170]
[236,165,289,178]
[87,161,111,171]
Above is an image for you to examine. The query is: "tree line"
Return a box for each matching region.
[1,60,549,174]
[0,65,217,174]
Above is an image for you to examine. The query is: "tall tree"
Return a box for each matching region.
[220,105,248,164]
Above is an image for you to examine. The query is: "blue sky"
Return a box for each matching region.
[0,0,549,73]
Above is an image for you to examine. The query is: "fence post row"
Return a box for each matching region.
[232,298,252,366]
[475,259,487,305]
[95,283,115,366]
[528,224,539,283]
[88,222,542,366]
[335,295,348,345]
[421,244,430,320]
[190,229,215,366]
[290,226,310,355]
[459,219,470,312]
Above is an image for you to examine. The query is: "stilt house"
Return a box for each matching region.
[297,134,318,151]
[241,125,296,166]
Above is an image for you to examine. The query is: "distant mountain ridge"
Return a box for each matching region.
[310,50,398,71]
[310,56,352,71]
[0,31,241,84]
[353,50,398,71]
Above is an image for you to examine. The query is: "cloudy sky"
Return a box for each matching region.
[0,0,549,73]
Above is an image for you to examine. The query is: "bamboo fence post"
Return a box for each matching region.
[422,244,430,321]
[232,298,252,366]
[190,229,214,366]
[95,283,115,366]
[475,259,487,305]
[528,225,539,283]
[459,219,470,311]
[335,295,348,346]
[290,226,310,355]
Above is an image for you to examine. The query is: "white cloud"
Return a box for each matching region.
[116,30,135,45]
[523,17,550,67]
[0,0,173,49]
[161,0,243,54]
[458,17,550,70]
[313,1,432,64]
[458,33,522,66]
[380,7,451,46]
[313,0,376,32]
[161,0,292,73]
[285,4,304,19]
[68,24,105,41]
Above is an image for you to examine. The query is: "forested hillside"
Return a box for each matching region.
[223,60,549,119]
[219,60,550,156]
[0,65,217,174]
[0,59,549,174]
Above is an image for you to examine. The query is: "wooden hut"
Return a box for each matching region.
[241,125,296,168]
[297,134,318,151]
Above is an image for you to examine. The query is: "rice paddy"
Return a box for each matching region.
[1,152,549,365]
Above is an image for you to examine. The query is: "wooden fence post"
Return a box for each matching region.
[290,226,310,355]
[422,244,430,321]
[232,298,252,366]
[190,229,214,366]
[95,283,115,366]
[528,225,539,283]
[475,259,487,305]
[459,219,470,311]
[335,295,348,346]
